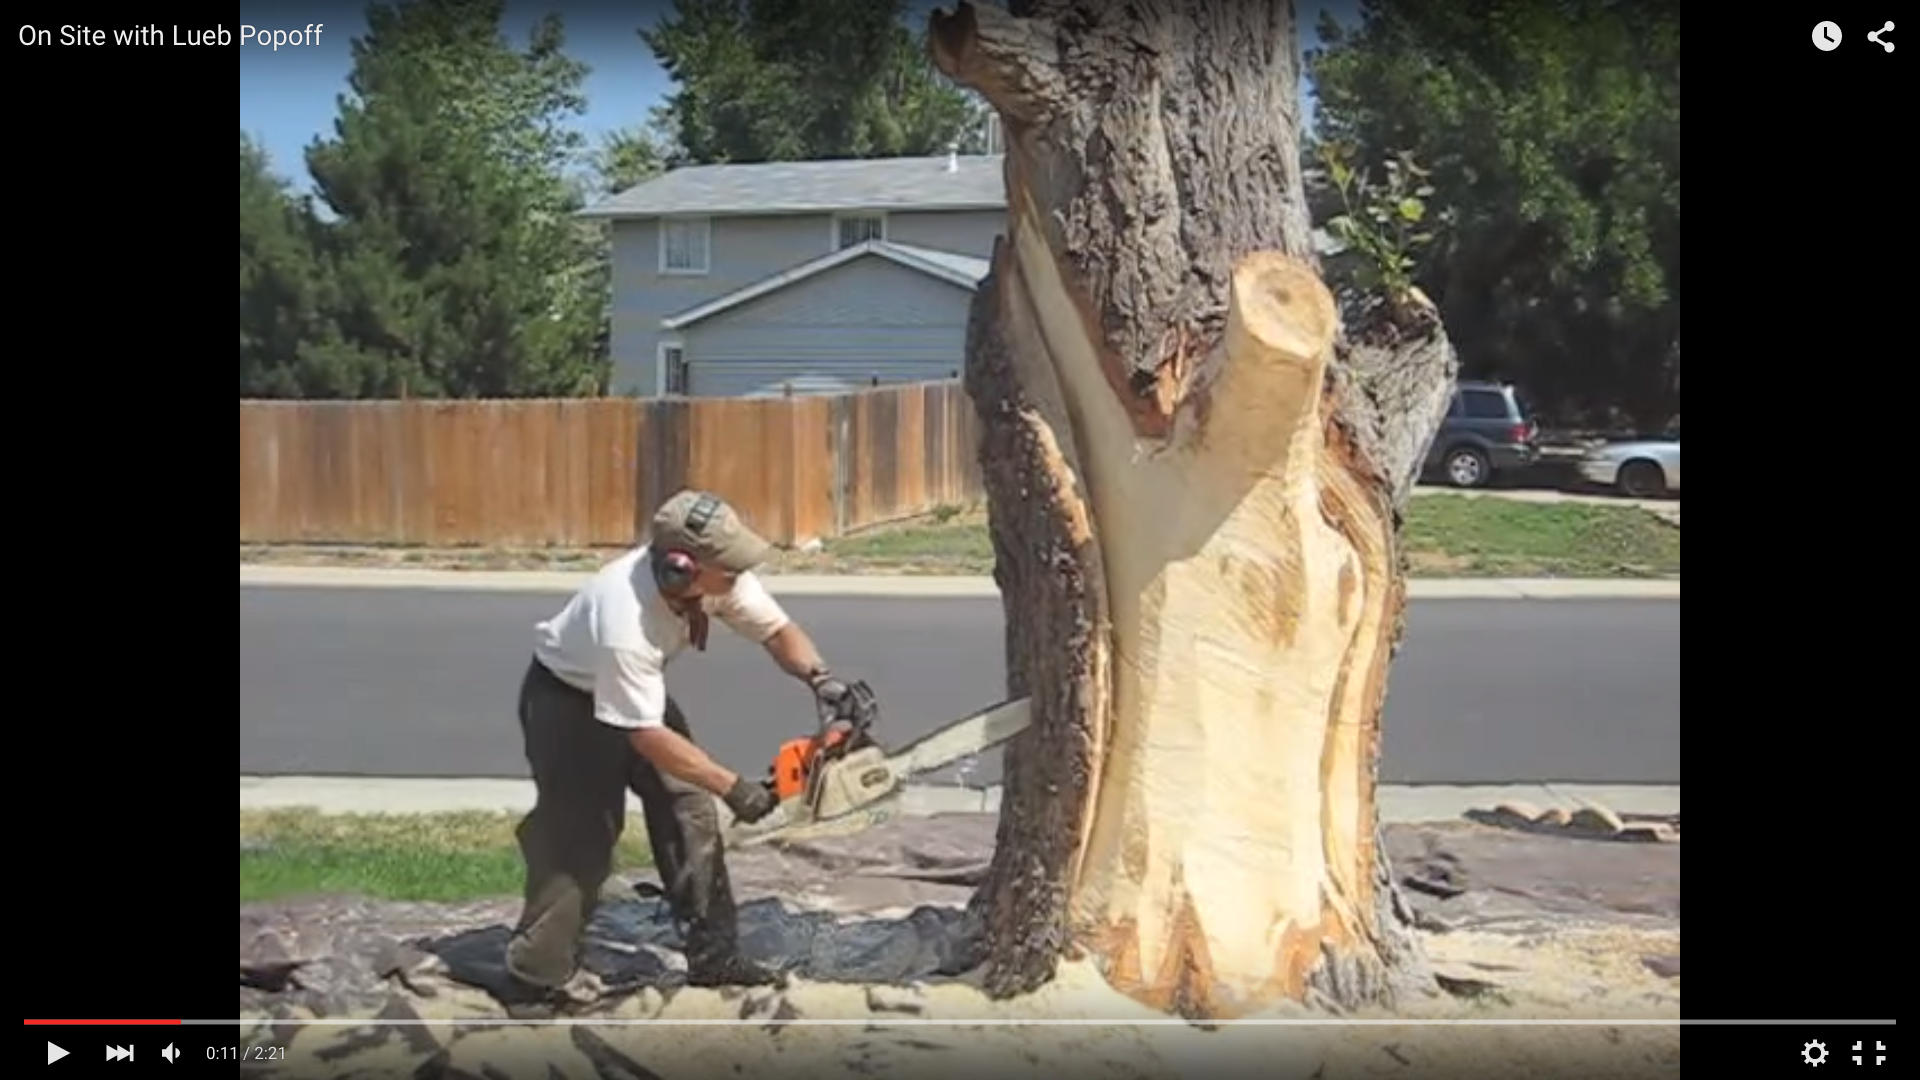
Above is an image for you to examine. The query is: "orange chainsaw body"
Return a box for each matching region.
[770,727,856,801]
[766,682,880,803]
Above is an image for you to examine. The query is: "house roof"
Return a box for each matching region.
[662,240,990,331]
[584,153,1349,260]
[581,154,1008,220]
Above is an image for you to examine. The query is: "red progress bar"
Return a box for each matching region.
[23,1019,182,1025]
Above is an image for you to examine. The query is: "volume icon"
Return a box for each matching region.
[162,1043,180,1063]
[107,1045,132,1061]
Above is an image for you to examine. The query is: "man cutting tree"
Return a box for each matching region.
[500,489,867,1017]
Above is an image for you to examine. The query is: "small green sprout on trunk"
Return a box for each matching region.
[1319,144,1446,313]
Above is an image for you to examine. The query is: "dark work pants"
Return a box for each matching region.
[504,658,740,989]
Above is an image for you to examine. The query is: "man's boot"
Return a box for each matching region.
[683,919,786,989]
[677,854,784,987]
[498,968,606,1019]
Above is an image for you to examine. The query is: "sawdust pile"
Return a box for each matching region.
[261,924,1678,1080]
[244,816,1679,1077]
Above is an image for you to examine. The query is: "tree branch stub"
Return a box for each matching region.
[928,2,1063,128]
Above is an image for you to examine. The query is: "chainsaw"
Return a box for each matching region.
[724,682,1033,848]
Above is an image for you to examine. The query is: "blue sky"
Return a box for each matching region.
[240,0,1353,192]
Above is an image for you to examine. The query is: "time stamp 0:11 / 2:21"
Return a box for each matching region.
[210,1044,289,1062]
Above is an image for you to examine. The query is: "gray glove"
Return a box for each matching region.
[808,670,856,730]
[723,777,779,824]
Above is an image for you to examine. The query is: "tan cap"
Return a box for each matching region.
[651,490,772,573]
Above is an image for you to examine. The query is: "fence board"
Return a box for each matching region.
[239,381,982,549]
[789,396,835,543]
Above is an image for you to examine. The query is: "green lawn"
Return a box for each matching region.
[1401,495,1680,578]
[779,494,1679,579]
[239,810,652,904]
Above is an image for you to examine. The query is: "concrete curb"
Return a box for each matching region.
[242,776,1678,825]
[241,565,1679,600]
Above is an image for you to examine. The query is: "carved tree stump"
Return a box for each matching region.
[930,0,1458,1020]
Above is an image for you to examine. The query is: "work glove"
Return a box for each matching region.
[808,670,855,729]
[723,776,779,824]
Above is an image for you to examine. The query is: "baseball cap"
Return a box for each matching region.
[651,490,773,574]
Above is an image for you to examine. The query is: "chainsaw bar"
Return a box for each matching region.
[883,696,1032,779]
[723,696,1032,848]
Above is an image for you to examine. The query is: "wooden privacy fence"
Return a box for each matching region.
[239,381,983,548]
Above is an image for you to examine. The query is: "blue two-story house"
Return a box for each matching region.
[579,151,1007,398]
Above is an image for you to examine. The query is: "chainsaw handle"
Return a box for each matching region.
[817,678,879,737]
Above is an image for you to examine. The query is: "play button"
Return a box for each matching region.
[47,1042,69,1064]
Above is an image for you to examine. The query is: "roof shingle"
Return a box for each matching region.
[580,154,1008,219]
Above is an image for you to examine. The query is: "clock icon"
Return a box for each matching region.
[1813,22,1843,50]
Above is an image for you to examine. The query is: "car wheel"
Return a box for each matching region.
[1618,460,1667,498]
[1444,447,1491,489]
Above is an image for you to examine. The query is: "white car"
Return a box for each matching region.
[1578,438,1680,498]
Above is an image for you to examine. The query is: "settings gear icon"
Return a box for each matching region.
[1804,1040,1829,1066]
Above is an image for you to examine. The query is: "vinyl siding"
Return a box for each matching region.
[679,256,972,398]
[884,209,1004,260]
[608,208,1003,396]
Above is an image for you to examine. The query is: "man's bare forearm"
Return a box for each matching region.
[629,727,739,796]
[763,622,828,682]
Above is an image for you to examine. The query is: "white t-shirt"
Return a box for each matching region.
[531,544,792,730]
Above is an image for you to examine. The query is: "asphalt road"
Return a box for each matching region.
[239,588,1679,786]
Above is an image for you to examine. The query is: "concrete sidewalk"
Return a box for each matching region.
[241,565,1680,600]
[241,775,1679,825]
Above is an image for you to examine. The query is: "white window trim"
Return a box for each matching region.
[655,340,688,397]
[830,211,888,252]
[657,217,711,276]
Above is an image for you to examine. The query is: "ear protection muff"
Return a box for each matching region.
[656,550,698,589]
[654,493,723,590]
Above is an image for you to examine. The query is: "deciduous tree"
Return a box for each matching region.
[1309,0,1680,426]
[645,0,986,164]
[929,0,1455,1019]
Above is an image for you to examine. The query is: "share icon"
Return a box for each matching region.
[1868,21,1895,52]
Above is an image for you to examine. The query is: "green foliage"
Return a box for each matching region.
[301,0,606,398]
[1319,144,1445,301]
[239,0,610,399]
[240,134,333,397]
[643,0,986,165]
[592,127,666,198]
[1307,0,1680,425]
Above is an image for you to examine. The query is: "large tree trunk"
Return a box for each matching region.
[930,1,1458,1020]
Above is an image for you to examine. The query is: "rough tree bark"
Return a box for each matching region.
[929,0,1459,1020]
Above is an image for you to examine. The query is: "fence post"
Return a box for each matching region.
[830,393,851,537]
[775,397,801,547]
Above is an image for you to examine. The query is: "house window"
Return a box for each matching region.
[833,212,887,251]
[659,342,690,396]
[659,218,710,275]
